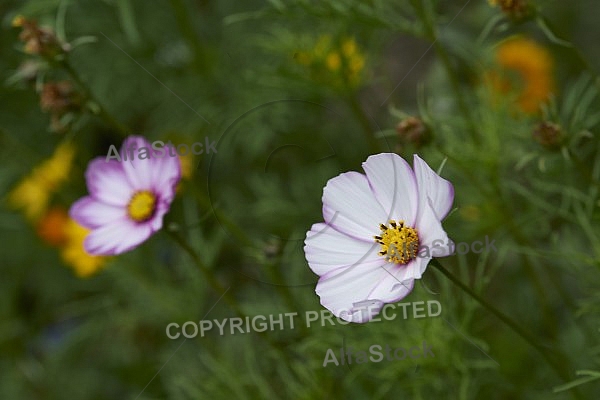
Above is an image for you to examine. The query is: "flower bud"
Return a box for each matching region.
[396,116,430,147]
[488,0,533,20]
[39,81,81,115]
[533,121,563,149]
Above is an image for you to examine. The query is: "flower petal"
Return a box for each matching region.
[362,153,418,226]
[150,146,181,203]
[416,199,453,262]
[413,154,454,220]
[368,262,416,301]
[120,136,156,191]
[148,201,170,232]
[304,222,381,276]
[84,219,153,255]
[70,196,125,229]
[322,171,387,241]
[316,259,415,323]
[86,158,132,206]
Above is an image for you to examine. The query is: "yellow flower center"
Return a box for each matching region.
[127,191,157,222]
[374,220,420,264]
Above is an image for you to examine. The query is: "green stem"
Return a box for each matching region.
[167,229,292,353]
[414,0,480,144]
[61,60,129,137]
[167,229,246,318]
[189,184,253,247]
[431,259,579,392]
[348,96,380,154]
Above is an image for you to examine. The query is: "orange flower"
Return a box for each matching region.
[488,37,554,114]
[36,207,69,246]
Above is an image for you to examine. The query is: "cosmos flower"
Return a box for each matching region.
[304,153,454,323]
[70,136,181,256]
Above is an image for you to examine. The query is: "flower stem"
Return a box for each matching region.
[166,229,292,353]
[188,184,253,247]
[348,95,380,154]
[430,259,579,392]
[61,60,129,137]
[413,0,480,144]
[168,0,208,72]
[167,229,246,317]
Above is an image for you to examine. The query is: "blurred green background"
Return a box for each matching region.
[1,0,600,398]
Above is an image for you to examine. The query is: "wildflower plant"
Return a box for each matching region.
[1,0,600,399]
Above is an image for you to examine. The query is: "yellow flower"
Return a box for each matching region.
[348,53,365,73]
[12,15,26,27]
[326,52,341,71]
[60,219,107,278]
[294,51,312,65]
[341,38,357,57]
[8,142,75,221]
[489,37,554,114]
[314,34,332,57]
[176,152,193,194]
[179,152,193,180]
[9,177,52,221]
[39,142,76,187]
[295,35,367,89]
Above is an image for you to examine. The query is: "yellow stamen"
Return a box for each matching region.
[374,220,419,264]
[127,191,156,222]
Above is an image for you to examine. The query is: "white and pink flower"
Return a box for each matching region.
[70,136,181,255]
[304,153,454,323]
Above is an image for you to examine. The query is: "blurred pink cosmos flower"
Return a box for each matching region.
[70,136,181,255]
[304,153,454,323]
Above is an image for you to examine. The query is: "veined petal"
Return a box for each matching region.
[86,158,132,206]
[120,136,155,191]
[368,262,416,301]
[84,218,153,255]
[363,153,418,226]
[415,199,452,260]
[150,144,181,202]
[322,171,387,241]
[70,196,125,229]
[316,259,415,323]
[413,154,454,220]
[148,201,170,232]
[305,223,381,276]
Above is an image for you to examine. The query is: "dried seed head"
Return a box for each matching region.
[39,81,80,114]
[12,16,66,58]
[489,0,532,20]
